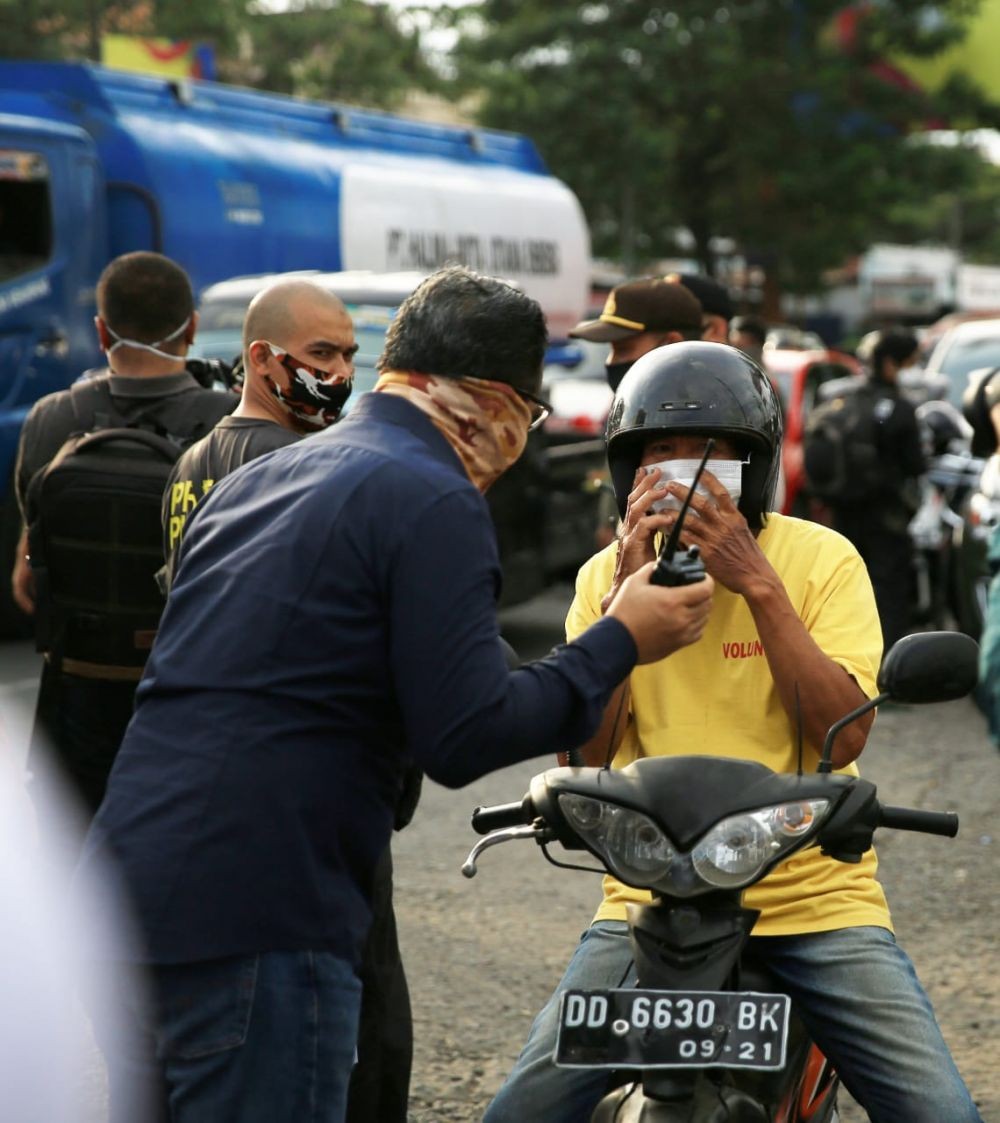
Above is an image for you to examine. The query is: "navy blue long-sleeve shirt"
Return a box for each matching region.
[80,392,636,967]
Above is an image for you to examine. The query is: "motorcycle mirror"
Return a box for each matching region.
[877,631,979,704]
[818,631,979,773]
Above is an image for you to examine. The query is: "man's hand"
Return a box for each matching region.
[605,562,714,664]
[601,468,675,612]
[660,470,778,598]
[11,528,34,616]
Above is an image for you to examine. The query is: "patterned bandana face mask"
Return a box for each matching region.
[374,370,533,492]
[263,342,353,431]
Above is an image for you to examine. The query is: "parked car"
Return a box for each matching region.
[541,339,613,441]
[193,270,608,606]
[764,348,862,515]
[763,325,826,353]
[925,317,1000,406]
[920,309,1000,359]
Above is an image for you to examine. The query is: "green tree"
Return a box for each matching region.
[881,134,1000,262]
[245,1,436,110]
[0,0,433,110]
[451,0,998,291]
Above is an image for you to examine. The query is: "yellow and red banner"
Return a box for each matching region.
[828,2,1000,107]
[896,1,1000,105]
[101,35,216,80]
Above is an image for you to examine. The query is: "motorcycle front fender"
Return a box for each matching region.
[591,1079,768,1122]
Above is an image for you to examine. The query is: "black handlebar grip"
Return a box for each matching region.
[471,798,531,835]
[878,805,959,838]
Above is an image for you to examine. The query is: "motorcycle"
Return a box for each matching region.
[463,630,979,1122]
[951,452,1000,640]
[907,401,983,630]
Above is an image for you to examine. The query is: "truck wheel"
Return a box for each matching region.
[0,479,32,639]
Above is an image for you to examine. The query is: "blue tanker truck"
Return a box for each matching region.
[0,61,598,631]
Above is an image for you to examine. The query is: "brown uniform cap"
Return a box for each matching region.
[570,277,703,343]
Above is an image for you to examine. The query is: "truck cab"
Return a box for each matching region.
[0,118,112,631]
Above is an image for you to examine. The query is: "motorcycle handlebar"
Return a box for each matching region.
[878,805,959,838]
[471,798,531,835]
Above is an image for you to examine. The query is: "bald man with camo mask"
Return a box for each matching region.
[162,278,357,583]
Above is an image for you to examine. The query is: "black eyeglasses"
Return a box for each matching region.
[516,387,552,431]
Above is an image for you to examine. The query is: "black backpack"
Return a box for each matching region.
[802,384,893,504]
[26,379,232,669]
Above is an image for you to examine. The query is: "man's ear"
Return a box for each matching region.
[246,340,272,374]
[185,311,199,346]
[701,316,729,344]
[94,316,111,353]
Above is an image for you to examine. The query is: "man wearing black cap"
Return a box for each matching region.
[664,271,735,343]
[569,276,703,392]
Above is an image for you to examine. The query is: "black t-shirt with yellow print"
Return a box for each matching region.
[161,416,300,587]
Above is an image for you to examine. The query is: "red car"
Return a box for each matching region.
[764,348,862,515]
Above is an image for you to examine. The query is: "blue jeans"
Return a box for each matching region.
[93,951,362,1123]
[484,921,982,1123]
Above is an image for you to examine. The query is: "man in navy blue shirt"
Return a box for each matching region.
[80,266,714,1123]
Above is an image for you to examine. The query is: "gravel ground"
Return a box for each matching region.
[395,586,999,1122]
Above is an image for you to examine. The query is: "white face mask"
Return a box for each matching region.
[644,457,745,512]
[105,316,191,362]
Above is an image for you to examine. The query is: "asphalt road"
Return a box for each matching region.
[396,585,1000,1122]
[0,584,997,1122]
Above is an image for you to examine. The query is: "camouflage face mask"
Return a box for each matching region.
[263,343,353,431]
[375,370,533,492]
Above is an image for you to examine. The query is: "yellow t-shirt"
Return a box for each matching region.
[567,512,891,937]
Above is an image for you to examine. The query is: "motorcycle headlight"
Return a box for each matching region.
[557,793,831,897]
[691,813,771,886]
[690,800,830,889]
[559,794,678,886]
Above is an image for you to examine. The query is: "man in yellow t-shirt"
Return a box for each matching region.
[485,342,982,1123]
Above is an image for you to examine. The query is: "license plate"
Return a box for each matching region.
[554,988,790,1071]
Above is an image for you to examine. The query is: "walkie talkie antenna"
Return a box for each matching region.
[658,437,715,564]
[794,683,804,776]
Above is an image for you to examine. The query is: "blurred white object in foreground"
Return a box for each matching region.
[0,707,139,1122]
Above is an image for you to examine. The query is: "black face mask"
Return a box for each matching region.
[605,360,634,393]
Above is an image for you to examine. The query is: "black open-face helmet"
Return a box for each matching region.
[606,341,783,529]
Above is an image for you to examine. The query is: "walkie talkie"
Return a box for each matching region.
[649,438,714,587]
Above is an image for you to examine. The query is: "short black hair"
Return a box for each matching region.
[379,266,546,392]
[872,328,919,375]
[731,315,767,347]
[96,252,194,346]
